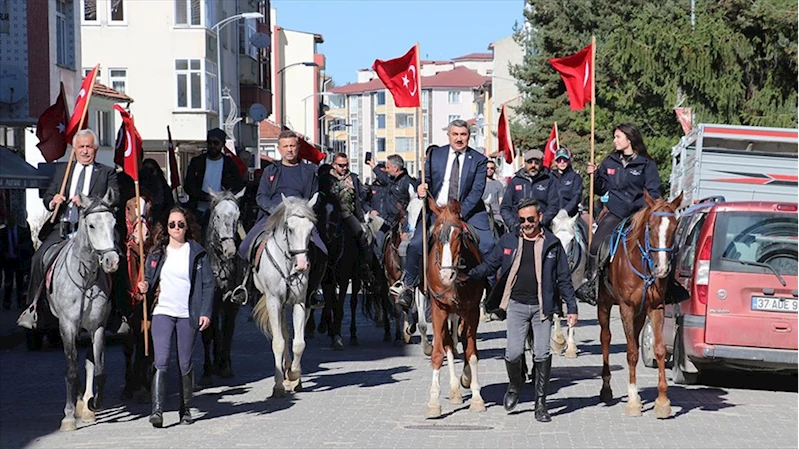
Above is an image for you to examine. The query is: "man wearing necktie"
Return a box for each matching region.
[24,129,119,324]
[393,119,496,310]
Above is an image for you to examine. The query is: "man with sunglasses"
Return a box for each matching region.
[500,149,559,234]
[462,198,577,421]
[183,128,246,224]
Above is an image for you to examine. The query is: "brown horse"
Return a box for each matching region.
[598,191,682,418]
[424,198,485,418]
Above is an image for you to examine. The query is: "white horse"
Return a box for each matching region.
[404,188,433,356]
[549,209,587,359]
[251,194,318,397]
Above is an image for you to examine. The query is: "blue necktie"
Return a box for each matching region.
[67,165,87,224]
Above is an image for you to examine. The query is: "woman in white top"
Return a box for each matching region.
[139,207,214,428]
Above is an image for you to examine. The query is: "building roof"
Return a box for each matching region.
[92,82,133,102]
[259,120,283,138]
[329,66,489,95]
[452,52,493,61]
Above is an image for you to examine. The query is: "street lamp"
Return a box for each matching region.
[213,12,264,129]
[301,91,335,137]
[277,61,318,128]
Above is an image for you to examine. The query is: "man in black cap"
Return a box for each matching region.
[183,128,246,225]
[500,148,559,233]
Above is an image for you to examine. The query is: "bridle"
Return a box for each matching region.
[428,222,468,306]
[263,214,311,295]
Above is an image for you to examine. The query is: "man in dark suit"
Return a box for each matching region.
[394,120,495,310]
[23,129,119,326]
[0,215,34,309]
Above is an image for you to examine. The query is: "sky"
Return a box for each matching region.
[271,0,525,85]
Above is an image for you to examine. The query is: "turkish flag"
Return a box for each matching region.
[66,65,99,142]
[36,82,70,162]
[675,107,693,134]
[548,43,593,111]
[299,138,325,164]
[167,126,180,189]
[543,123,558,168]
[497,104,514,164]
[114,105,142,181]
[372,45,421,108]
[223,140,248,178]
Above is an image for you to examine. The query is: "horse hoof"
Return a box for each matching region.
[565,347,578,359]
[469,399,486,412]
[422,342,433,357]
[332,336,344,351]
[402,324,412,344]
[293,379,303,392]
[60,418,77,432]
[448,391,463,405]
[599,387,613,404]
[460,375,471,389]
[349,335,359,346]
[80,409,96,423]
[653,400,672,419]
[426,405,442,419]
[88,396,102,412]
[286,369,301,382]
[625,402,643,417]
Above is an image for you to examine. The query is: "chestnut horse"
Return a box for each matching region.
[424,198,485,418]
[598,191,682,418]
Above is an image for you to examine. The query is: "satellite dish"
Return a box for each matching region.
[249,32,271,49]
[248,103,267,122]
[0,64,28,105]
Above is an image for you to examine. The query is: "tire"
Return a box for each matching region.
[640,317,656,368]
[672,328,699,385]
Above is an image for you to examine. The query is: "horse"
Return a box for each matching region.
[251,194,318,397]
[597,191,682,418]
[48,190,120,431]
[199,188,246,385]
[120,196,154,402]
[423,198,486,418]
[549,209,587,359]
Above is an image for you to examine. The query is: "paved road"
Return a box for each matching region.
[0,301,796,449]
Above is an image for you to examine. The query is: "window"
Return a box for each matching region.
[396,113,414,129]
[349,119,358,136]
[56,0,71,67]
[447,115,461,124]
[376,114,386,129]
[406,161,415,175]
[376,91,386,106]
[423,114,429,133]
[422,90,430,109]
[204,0,216,28]
[239,19,258,59]
[205,59,218,112]
[349,95,359,114]
[82,0,97,22]
[331,140,346,153]
[84,67,102,84]
[376,137,386,153]
[109,69,126,94]
[711,212,798,276]
[176,0,202,26]
[350,141,359,159]
[448,91,461,103]
[109,0,125,23]
[328,94,346,109]
[679,214,707,273]
[396,137,414,153]
[94,110,112,146]
[175,59,202,109]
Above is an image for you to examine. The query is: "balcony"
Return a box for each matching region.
[240,85,273,119]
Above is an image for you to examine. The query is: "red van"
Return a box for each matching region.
[640,199,798,384]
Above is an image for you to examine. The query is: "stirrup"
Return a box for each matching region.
[389,281,405,297]
[227,285,249,306]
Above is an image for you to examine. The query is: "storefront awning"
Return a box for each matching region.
[0,146,50,189]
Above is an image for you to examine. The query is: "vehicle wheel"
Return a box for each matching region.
[672,329,699,385]
[640,317,656,368]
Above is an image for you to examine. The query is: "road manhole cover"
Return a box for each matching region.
[404,424,494,431]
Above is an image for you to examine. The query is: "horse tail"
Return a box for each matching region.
[252,295,272,339]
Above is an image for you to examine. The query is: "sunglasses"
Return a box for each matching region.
[487,166,495,170]
[555,158,569,163]
[207,140,223,146]
[518,216,539,224]
[525,158,542,165]
[334,163,348,168]
[168,221,186,229]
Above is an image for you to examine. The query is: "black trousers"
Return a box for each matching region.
[589,213,623,257]
[2,257,25,307]
[27,229,66,304]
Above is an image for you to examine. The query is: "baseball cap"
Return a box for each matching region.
[523,149,544,161]
[555,148,571,160]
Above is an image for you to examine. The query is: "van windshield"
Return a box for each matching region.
[711,212,798,276]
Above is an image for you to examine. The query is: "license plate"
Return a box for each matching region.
[751,296,799,313]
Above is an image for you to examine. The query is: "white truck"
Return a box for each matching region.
[669,124,798,207]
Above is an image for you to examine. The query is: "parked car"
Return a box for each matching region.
[640,198,798,384]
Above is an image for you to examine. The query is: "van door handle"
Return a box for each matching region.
[773,324,791,333]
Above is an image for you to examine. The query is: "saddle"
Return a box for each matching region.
[44,239,73,294]
[249,229,269,267]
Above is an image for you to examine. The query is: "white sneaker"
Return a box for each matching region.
[389,281,405,297]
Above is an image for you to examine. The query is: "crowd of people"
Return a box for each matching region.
[6,118,668,426]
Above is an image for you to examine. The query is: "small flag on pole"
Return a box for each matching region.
[548,43,593,111]
[372,45,421,108]
[114,105,142,181]
[66,65,99,142]
[543,123,559,168]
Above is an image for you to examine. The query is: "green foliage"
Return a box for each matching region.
[509,0,798,193]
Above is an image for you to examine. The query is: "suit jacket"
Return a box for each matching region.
[183,153,246,209]
[425,145,487,221]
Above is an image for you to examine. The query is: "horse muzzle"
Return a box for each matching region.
[100,250,120,274]
[292,252,309,274]
[438,268,456,287]
[652,263,670,279]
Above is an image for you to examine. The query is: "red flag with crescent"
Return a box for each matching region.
[548,43,593,111]
[36,82,70,162]
[497,104,514,164]
[114,105,142,181]
[372,45,421,108]
[543,123,558,168]
[66,65,99,143]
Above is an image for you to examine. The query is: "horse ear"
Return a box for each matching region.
[208,188,219,201]
[102,188,117,207]
[79,192,91,209]
[427,195,442,216]
[280,193,287,204]
[308,192,319,208]
[670,192,684,210]
[643,189,655,208]
[234,187,246,200]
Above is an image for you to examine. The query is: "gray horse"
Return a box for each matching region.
[49,190,120,431]
[200,188,246,384]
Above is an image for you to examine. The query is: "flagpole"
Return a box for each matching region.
[588,36,596,247]
[134,180,150,356]
[414,42,429,295]
[554,122,560,150]
[51,64,99,223]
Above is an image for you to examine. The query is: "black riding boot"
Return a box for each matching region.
[503,357,524,412]
[396,283,415,312]
[178,367,194,425]
[534,355,552,422]
[150,369,166,428]
[575,255,598,306]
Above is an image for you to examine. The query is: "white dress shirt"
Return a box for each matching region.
[69,163,94,198]
[435,148,466,207]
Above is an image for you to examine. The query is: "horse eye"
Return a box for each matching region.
[89,224,95,229]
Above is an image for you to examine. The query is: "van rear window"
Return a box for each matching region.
[711,212,798,276]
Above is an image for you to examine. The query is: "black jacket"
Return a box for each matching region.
[500,168,559,231]
[469,228,577,317]
[143,240,215,330]
[183,154,245,210]
[551,166,583,217]
[372,166,417,226]
[594,152,661,219]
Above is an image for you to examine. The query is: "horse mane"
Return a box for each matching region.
[432,201,463,243]
[265,196,316,236]
[628,197,672,240]
[209,189,238,211]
